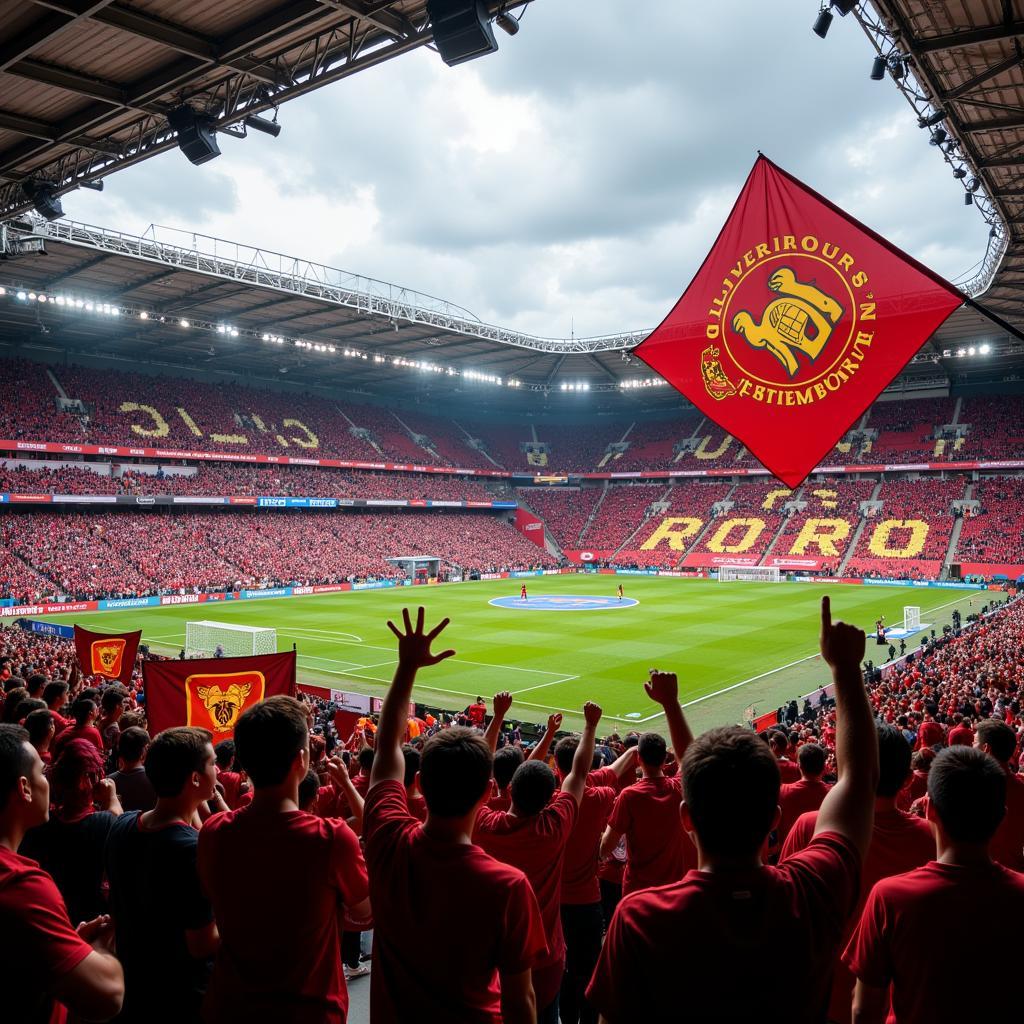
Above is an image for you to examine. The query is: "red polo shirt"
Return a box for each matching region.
[561,785,616,905]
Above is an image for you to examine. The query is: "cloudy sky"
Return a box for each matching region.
[69,0,989,339]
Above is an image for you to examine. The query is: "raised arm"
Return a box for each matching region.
[527,713,563,762]
[484,691,513,754]
[812,596,879,860]
[644,670,694,764]
[604,745,638,781]
[369,607,455,790]
[562,702,603,805]
[327,754,365,834]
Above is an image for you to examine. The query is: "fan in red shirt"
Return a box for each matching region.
[845,745,1024,1024]
[486,746,522,812]
[772,743,831,856]
[974,718,1024,872]
[197,696,371,1024]
[0,723,124,1023]
[588,597,878,1024]
[474,696,603,1021]
[896,747,934,812]
[50,699,104,759]
[467,696,488,729]
[946,716,974,747]
[363,607,547,1024]
[213,740,248,810]
[599,726,696,896]
[780,723,934,1024]
[916,715,945,749]
[768,730,801,783]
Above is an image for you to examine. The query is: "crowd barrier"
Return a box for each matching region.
[0,492,517,510]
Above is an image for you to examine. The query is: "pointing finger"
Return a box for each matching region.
[821,595,831,631]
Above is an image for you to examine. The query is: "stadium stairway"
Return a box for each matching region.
[758,485,806,565]
[578,483,609,545]
[940,484,970,579]
[836,481,883,576]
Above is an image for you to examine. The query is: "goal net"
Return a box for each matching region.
[185,621,277,658]
[718,566,781,583]
[903,606,921,633]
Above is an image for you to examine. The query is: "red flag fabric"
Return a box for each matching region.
[73,624,141,686]
[634,155,964,487]
[143,650,296,740]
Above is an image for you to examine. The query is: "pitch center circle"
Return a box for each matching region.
[488,595,640,611]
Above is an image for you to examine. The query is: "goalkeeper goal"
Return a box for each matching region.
[903,606,921,633]
[185,621,278,658]
[718,566,782,583]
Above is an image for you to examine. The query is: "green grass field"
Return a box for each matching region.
[42,577,983,734]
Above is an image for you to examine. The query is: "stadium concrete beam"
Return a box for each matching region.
[162,280,253,314]
[4,58,151,110]
[112,268,183,296]
[43,252,111,286]
[0,2,114,73]
[914,22,1024,54]
[961,114,1024,132]
[0,109,123,156]
[317,0,417,40]
[940,54,1024,101]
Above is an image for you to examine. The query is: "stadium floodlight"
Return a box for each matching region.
[957,348,966,357]
[495,12,519,34]
[967,177,980,192]
[17,290,27,300]
[0,287,5,296]
[812,6,833,38]
[929,128,947,146]
[980,343,991,354]
[889,54,906,80]
[79,179,104,192]
[870,56,886,81]
[952,167,967,179]
[244,114,281,138]
[28,292,36,300]
[37,294,47,303]
[22,180,64,221]
[140,311,148,319]
[968,346,976,355]
[919,110,947,127]
[179,318,190,328]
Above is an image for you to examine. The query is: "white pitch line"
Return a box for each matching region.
[510,675,580,695]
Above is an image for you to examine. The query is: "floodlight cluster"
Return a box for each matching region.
[942,343,993,358]
[619,377,668,389]
[559,382,590,391]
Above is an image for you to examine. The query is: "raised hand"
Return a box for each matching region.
[819,596,865,671]
[644,669,679,707]
[546,712,563,734]
[387,607,456,671]
[94,778,118,812]
[77,914,116,952]
[325,754,351,790]
[493,691,513,717]
[583,701,603,728]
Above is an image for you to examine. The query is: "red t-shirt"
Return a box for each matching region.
[363,780,547,1023]
[474,791,578,1003]
[485,787,512,813]
[607,776,694,895]
[0,846,94,1024]
[776,778,832,850]
[405,791,427,822]
[916,720,944,748]
[946,724,974,746]
[560,785,616,905]
[50,724,104,758]
[588,832,860,1023]
[896,770,929,812]
[990,769,1024,873]
[197,805,368,1023]
[781,808,934,1024]
[216,769,244,810]
[468,702,487,727]
[845,860,1024,1023]
[776,758,801,783]
[588,765,632,792]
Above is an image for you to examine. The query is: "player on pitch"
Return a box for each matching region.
[521,583,528,602]
[617,583,624,602]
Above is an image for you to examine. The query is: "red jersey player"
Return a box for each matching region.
[520,584,528,601]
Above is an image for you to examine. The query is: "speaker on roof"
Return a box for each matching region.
[168,105,221,166]
[426,0,499,66]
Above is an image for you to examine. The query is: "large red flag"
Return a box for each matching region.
[143,651,296,740]
[73,624,141,686]
[634,155,964,487]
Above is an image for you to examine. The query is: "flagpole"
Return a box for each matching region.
[962,297,1024,346]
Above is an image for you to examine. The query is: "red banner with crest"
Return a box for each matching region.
[634,156,964,487]
[73,625,142,686]
[143,651,296,740]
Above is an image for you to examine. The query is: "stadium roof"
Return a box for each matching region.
[0,0,530,219]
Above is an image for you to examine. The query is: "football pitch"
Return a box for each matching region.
[43,577,983,735]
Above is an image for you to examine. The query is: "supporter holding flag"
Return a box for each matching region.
[20,737,122,926]
[474,695,603,1023]
[105,727,221,1023]
[197,696,371,1024]
[587,597,879,1022]
[0,723,124,1023]
[364,607,547,1024]
[780,723,934,1024]
[845,746,1024,1023]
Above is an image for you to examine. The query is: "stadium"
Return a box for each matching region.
[2,2,1024,1023]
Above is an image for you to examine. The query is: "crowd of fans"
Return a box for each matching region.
[3,590,1023,1023]
[516,488,602,550]
[957,476,1024,568]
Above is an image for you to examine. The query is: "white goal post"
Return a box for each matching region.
[903,606,921,632]
[718,566,782,582]
[185,621,278,658]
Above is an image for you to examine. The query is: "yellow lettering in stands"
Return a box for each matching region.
[812,488,838,510]
[694,434,732,460]
[284,419,319,449]
[640,517,703,551]
[788,518,850,556]
[762,488,792,511]
[120,402,169,438]
[868,520,928,558]
[176,408,204,438]
[706,517,765,553]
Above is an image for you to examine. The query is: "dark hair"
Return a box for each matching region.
[24,709,54,748]
[100,687,127,713]
[118,726,150,764]
[26,673,47,697]
[402,744,421,788]
[911,747,936,773]
[298,769,320,811]
[876,723,913,798]
[357,746,375,773]
[213,739,236,770]
[1,688,28,724]
[13,698,46,723]
[928,746,1006,844]
[144,727,213,798]
[797,743,826,777]
[510,760,557,816]
[975,719,1016,764]
[234,696,309,788]
[638,732,667,769]
[71,699,96,727]
[419,726,492,817]
[0,724,32,808]
[554,735,579,775]
[493,745,524,788]
[768,730,788,753]
[683,726,780,858]
[42,681,68,708]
